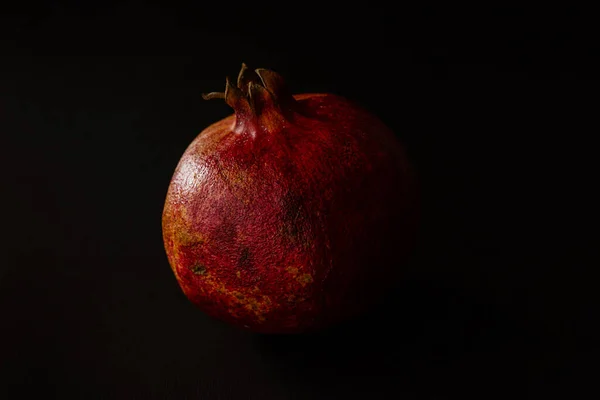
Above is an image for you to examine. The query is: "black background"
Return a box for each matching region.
[1,2,596,399]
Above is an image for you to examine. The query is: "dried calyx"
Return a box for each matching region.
[202,64,298,131]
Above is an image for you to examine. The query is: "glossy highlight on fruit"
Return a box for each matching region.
[162,64,418,333]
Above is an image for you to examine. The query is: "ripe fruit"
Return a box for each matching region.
[162,64,418,333]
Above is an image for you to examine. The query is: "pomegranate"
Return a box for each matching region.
[162,64,418,333]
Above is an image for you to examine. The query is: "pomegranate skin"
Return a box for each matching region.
[162,66,418,333]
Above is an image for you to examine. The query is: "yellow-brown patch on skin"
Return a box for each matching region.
[176,228,206,247]
[285,266,313,286]
[297,274,313,286]
[232,291,244,299]
[236,271,241,278]
[228,290,271,323]
[168,207,206,250]
[192,272,272,322]
[242,296,270,323]
[175,206,191,225]
[286,294,307,304]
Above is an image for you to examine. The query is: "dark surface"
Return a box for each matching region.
[1,3,595,399]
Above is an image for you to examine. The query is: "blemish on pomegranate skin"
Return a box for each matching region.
[190,264,207,275]
[238,247,251,267]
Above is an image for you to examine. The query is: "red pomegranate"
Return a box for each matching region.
[162,64,418,333]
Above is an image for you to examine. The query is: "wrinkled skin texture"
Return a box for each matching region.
[163,72,418,333]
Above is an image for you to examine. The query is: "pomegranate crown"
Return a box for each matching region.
[202,63,297,119]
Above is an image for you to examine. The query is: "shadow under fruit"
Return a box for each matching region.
[162,64,419,333]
